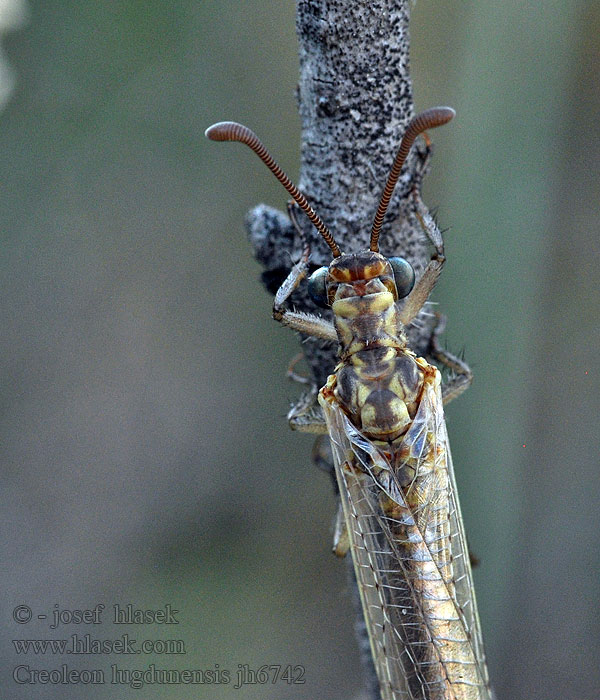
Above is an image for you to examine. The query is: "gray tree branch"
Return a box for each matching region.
[245,1,447,697]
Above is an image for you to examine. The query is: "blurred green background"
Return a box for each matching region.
[1,2,598,699]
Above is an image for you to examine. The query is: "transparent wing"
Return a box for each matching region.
[442,426,490,692]
[321,363,490,700]
[404,364,490,688]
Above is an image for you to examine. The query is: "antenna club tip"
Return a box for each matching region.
[205,121,242,141]
[445,106,456,119]
[435,106,456,123]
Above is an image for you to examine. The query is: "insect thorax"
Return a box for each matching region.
[327,250,406,356]
[323,251,425,444]
[327,346,424,444]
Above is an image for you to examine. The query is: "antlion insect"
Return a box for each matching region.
[206,108,491,700]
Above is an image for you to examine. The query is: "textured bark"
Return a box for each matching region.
[247,0,442,390]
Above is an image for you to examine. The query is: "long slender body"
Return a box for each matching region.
[319,252,489,700]
[206,107,490,700]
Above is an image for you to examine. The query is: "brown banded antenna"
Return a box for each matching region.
[205,121,341,258]
[205,106,455,258]
[369,106,455,253]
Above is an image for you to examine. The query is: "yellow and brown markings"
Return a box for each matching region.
[328,250,392,283]
[327,251,399,304]
[332,347,424,443]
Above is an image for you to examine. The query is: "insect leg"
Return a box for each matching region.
[413,190,445,258]
[288,391,340,546]
[287,351,341,548]
[286,351,312,386]
[429,312,473,405]
[286,354,327,433]
[411,130,434,197]
[277,206,343,546]
[398,254,445,325]
[398,176,450,325]
[272,203,337,342]
[287,384,328,434]
[286,371,343,547]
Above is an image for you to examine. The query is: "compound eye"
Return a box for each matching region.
[389,257,415,299]
[307,267,329,307]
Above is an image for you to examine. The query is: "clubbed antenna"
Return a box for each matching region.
[205,121,341,258]
[370,107,455,253]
